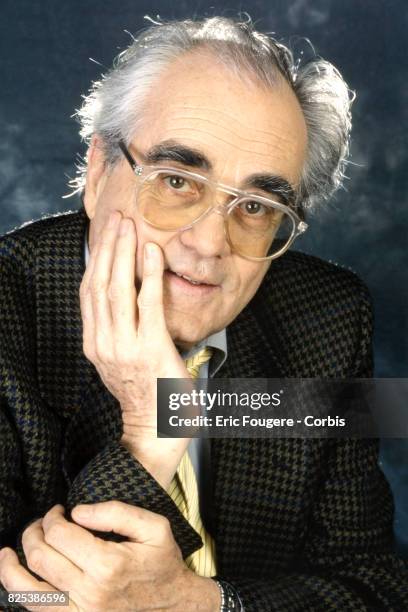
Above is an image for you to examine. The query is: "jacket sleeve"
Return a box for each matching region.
[65,440,202,559]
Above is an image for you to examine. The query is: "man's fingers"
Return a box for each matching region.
[138,242,166,336]
[0,547,74,612]
[72,501,171,544]
[21,514,83,592]
[110,218,138,347]
[0,547,32,591]
[80,211,122,360]
[80,215,110,302]
[40,505,108,574]
[88,211,122,353]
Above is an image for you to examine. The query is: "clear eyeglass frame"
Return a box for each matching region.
[118,140,308,261]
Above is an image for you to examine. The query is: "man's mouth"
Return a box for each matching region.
[164,268,219,289]
[173,271,211,286]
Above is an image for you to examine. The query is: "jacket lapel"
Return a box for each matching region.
[209,275,313,577]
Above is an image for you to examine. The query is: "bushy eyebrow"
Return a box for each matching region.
[247,175,295,205]
[144,139,296,204]
[145,140,212,171]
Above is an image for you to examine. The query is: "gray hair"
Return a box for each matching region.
[73,16,354,211]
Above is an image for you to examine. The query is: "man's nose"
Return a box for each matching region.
[178,200,230,258]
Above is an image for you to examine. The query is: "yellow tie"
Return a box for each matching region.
[167,347,217,577]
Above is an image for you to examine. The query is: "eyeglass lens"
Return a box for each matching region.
[136,170,295,258]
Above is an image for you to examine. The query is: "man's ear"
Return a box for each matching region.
[83,134,108,219]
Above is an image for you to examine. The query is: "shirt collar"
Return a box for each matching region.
[179,329,227,377]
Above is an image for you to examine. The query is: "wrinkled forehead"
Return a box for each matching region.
[135,51,308,189]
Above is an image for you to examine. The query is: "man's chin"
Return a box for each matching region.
[164,310,214,351]
[167,323,210,352]
[172,332,207,352]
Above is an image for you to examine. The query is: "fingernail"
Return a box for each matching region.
[73,505,92,518]
[119,219,131,235]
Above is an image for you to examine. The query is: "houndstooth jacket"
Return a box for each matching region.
[0,209,407,611]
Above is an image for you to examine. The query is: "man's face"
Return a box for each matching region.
[84,51,307,349]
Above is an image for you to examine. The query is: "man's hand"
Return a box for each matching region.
[80,211,192,488]
[0,503,221,612]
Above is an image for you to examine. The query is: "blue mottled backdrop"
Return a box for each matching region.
[0,0,407,554]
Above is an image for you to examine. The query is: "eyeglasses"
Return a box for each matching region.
[119,140,308,261]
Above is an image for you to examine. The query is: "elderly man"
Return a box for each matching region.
[0,16,406,612]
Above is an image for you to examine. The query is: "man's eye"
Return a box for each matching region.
[239,201,269,216]
[164,175,191,192]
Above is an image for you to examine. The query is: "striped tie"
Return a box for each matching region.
[167,347,217,577]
